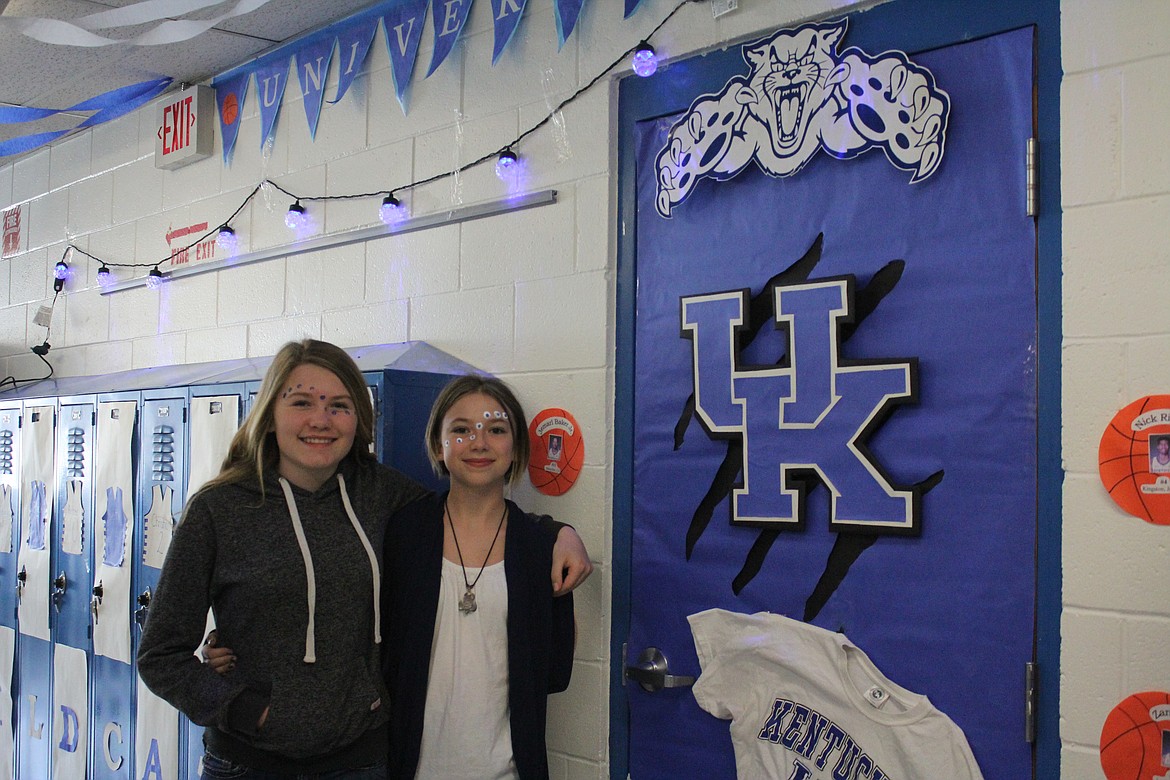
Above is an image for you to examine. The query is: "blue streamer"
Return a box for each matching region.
[0,76,172,124]
[0,77,172,159]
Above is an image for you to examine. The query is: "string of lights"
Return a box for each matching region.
[55,0,692,292]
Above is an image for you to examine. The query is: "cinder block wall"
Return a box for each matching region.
[1,0,1167,777]
[1059,2,1170,778]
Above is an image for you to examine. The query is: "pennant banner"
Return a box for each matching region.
[553,0,586,48]
[624,0,642,19]
[491,0,528,64]
[213,71,249,163]
[426,0,473,77]
[383,0,428,112]
[331,15,379,105]
[294,36,336,140]
[254,58,290,150]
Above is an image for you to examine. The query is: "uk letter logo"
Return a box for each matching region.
[681,276,921,533]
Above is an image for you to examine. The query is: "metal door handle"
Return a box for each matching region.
[624,647,695,692]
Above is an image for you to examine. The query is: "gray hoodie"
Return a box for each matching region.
[137,459,427,772]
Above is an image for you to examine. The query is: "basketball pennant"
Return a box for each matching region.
[528,408,583,496]
[1099,395,1170,525]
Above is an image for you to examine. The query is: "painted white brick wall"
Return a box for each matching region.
[1061,2,1170,778]
[2,1,1166,777]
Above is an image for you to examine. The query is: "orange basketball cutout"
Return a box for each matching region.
[1099,395,1170,525]
[1099,691,1170,780]
[527,408,583,496]
[221,92,239,126]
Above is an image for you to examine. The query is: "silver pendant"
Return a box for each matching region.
[459,589,477,614]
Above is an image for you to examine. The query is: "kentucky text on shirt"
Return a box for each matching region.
[758,697,892,780]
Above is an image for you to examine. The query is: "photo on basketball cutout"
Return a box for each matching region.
[1151,434,1170,473]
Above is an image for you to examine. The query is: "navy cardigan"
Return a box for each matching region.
[381,493,574,779]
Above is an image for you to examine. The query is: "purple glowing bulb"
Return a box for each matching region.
[495,149,519,180]
[633,42,658,78]
[216,225,238,253]
[380,194,406,225]
[285,202,308,230]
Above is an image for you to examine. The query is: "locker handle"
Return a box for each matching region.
[52,572,67,613]
[91,580,103,624]
[134,588,152,629]
[15,566,25,601]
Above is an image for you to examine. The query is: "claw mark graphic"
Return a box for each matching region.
[678,234,943,620]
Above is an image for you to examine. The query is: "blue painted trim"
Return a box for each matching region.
[612,1,1061,777]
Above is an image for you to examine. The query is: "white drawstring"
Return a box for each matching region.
[278,478,318,663]
[337,473,381,645]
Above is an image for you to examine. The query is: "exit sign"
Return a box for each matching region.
[154,85,214,170]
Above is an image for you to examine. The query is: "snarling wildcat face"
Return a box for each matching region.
[654,18,950,218]
[743,22,844,160]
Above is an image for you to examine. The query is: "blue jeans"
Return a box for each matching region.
[201,751,387,780]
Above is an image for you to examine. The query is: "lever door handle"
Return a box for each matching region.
[624,647,695,692]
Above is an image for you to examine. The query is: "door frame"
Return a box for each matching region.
[611,0,1062,776]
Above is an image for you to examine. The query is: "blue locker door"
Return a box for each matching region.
[0,402,21,775]
[91,392,139,780]
[17,401,56,779]
[52,398,96,778]
[135,394,188,780]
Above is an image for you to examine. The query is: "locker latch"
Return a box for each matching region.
[52,572,67,613]
[135,588,152,629]
[15,566,26,601]
[91,580,104,624]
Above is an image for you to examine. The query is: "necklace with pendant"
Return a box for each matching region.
[445,498,507,615]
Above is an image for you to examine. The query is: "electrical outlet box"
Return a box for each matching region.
[711,0,737,18]
[33,305,53,327]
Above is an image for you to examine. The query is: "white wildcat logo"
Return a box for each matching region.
[655,18,950,217]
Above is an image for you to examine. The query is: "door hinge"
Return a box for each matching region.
[1026,137,1038,217]
[1025,661,1038,743]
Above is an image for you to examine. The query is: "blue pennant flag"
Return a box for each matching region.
[295,35,335,139]
[490,0,527,64]
[254,58,290,150]
[426,0,472,77]
[623,0,642,19]
[331,14,379,104]
[383,0,428,111]
[553,0,586,48]
[213,71,250,163]
[0,77,172,158]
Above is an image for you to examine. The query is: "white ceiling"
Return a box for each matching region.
[0,0,379,160]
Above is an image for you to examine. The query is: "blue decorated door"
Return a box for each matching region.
[617,12,1038,780]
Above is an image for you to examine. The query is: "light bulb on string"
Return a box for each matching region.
[632,42,658,77]
[146,267,165,289]
[97,265,113,288]
[285,202,308,230]
[495,149,519,180]
[53,258,70,291]
[216,225,238,253]
[380,194,406,225]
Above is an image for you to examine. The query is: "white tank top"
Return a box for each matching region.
[415,557,516,780]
